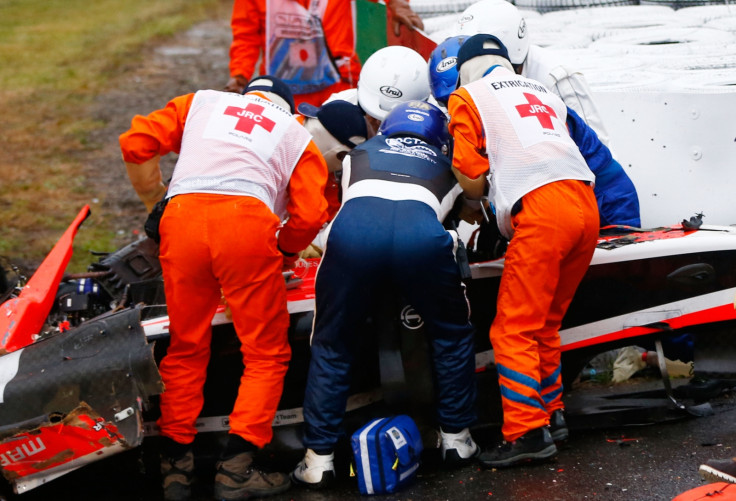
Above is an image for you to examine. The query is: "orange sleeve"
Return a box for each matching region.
[447,87,489,180]
[229,0,266,80]
[323,0,361,85]
[119,93,194,164]
[295,113,340,220]
[278,140,330,254]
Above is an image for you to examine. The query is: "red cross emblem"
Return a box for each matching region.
[224,103,276,134]
[515,93,557,130]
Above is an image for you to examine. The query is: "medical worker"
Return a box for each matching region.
[429,34,640,228]
[120,76,329,500]
[225,0,424,107]
[291,101,480,487]
[448,34,599,468]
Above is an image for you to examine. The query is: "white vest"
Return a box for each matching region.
[464,66,594,239]
[168,90,312,218]
[265,0,340,94]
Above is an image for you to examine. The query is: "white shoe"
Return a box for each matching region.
[440,427,479,467]
[290,449,335,488]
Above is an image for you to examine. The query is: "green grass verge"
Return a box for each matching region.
[0,0,223,92]
[0,0,230,273]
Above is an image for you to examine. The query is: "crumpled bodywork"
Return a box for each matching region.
[0,206,90,354]
[0,308,163,493]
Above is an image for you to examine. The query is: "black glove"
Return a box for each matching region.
[144,196,169,244]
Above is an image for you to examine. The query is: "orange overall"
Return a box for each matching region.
[229,0,361,107]
[449,86,599,442]
[295,114,341,221]
[120,92,329,448]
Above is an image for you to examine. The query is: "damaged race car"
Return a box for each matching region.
[2,205,736,494]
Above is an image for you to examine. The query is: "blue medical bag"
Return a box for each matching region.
[350,415,423,495]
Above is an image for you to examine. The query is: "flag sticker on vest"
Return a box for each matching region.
[288,40,318,68]
[204,94,290,161]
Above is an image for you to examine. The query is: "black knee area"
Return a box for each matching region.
[162,437,191,460]
[222,433,258,459]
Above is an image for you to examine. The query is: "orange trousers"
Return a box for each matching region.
[157,193,291,448]
[491,180,599,442]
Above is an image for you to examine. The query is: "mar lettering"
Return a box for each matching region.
[515,93,557,130]
[0,437,46,466]
[224,103,276,134]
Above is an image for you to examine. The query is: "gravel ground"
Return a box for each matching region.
[82,17,233,252]
[4,382,736,500]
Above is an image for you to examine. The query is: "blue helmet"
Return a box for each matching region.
[378,100,451,153]
[428,36,467,106]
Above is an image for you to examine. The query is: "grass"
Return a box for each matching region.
[0,0,231,274]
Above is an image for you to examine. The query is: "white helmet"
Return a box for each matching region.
[357,46,430,121]
[455,0,530,66]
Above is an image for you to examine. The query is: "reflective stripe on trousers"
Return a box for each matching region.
[491,180,598,442]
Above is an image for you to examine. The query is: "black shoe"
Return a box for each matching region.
[478,427,557,468]
[549,410,569,442]
[161,449,194,501]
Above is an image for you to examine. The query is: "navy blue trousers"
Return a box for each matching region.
[302,197,477,451]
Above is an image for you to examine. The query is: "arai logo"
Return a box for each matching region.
[407,113,424,122]
[436,56,457,73]
[458,13,474,24]
[380,85,402,98]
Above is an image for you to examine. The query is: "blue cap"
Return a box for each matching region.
[456,34,511,74]
[244,75,295,114]
[297,100,368,148]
